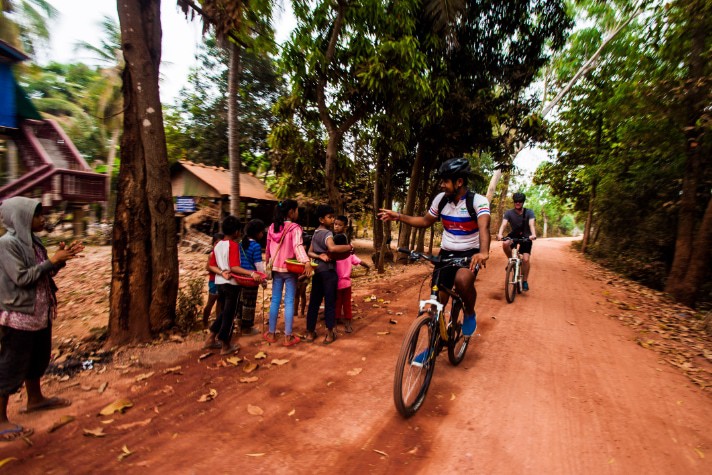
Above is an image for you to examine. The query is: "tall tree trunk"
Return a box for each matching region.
[493,169,511,234]
[228,41,242,218]
[398,143,424,249]
[666,3,709,304]
[581,182,596,254]
[103,127,120,220]
[111,0,178,345]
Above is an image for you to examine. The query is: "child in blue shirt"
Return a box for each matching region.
[238,219,266,335]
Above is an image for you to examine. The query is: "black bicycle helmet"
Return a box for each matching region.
[512,192,526,203]
[436,158,471,180]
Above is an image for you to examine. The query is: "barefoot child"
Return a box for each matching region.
[204,216,263,355]
[305,205,354,344]
[0,197,82,441]
[333,216,370,333]
[202,233,224,327]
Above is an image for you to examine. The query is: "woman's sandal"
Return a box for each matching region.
[283,335,301,347]
[344,321,353,333]
[323,330,337,345]
[304,331,317,343]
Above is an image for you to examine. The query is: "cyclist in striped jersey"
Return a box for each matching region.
[378,158,490,339]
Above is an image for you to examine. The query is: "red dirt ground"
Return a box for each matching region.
[1,238,710,474]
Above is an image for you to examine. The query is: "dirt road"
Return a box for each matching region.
[2,238,710,474]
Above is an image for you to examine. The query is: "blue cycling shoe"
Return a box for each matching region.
[411,349,430,367]
[462,314,477,337]
[522,281,529,291]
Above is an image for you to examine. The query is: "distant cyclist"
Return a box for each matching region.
[496,192,536,291]
[378,157,490,339]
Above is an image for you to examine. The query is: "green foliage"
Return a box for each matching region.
[541,0,712,304]
[175,277,205,333]
[164,36,285,171]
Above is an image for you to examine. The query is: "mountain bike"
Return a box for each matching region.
[393,248,478,418]
[503,237,530,303]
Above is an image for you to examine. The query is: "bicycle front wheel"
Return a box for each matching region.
[505,263,517,303]
[393,314,437,418]
[447,300,469,365]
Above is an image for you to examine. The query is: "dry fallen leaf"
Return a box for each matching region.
[389,319,397,324]
[99,399,133,416]
[246,453,265,457]
[346,368,363,376]
[240,376,259,383]
[243,362,258,373]
[198,389,218,402]
[47,415,75,433]
[376,331,390,336]
[694,447,705,459]
[395,312,403,316]
[450,393,456,401]
[116,418,152,431]
[254,351,268,360]
[373,449,388,457]
[407,447,418,455]
[0,458,17,468]
[247,404,264,416]
[288,409,295,416]
[225,356,242,366]
[198,352,213,361]
[100,419,114,425]
[163,366,182,374]
[271,359,289,366]
[135,372,155,382]
[326,381,334,387]
[98,382,108,394]
[83,427,106,438]
[117,445,133,462]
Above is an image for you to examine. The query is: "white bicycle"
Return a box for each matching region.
[504,237,530,303]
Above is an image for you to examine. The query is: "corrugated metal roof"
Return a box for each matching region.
[177,160,277,202]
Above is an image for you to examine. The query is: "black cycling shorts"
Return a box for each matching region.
[432,248,478,290]
[506,234,533,254]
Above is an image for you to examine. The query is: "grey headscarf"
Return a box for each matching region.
[0,196,42,264]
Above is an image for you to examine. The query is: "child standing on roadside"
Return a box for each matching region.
[238,219,266,335]
[333,216,370,333]
[204,216,263,355]
[202,233,224,328]
[265,200,312,347]
[305,205,354,344]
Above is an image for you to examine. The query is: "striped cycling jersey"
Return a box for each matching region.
[428,191,490,251]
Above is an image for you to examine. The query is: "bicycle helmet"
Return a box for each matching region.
[436,158,471,180]
[512,192,526,203]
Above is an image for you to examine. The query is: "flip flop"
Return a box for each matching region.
[220,344,240,356]
[20,397,71,414]
[303,331,317,343]
[203,342,222,350]
[344,321,353,333]
[0,424,34,442]
[262,332,277,343]
[323,331,337,345]
[283,335,301,347]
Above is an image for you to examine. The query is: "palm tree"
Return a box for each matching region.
[75,15,123,220]
[0,0,57,55]
[178,0,274,219]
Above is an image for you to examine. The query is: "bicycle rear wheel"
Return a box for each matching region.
[505,263,517,303]
[393,314,437,418]
[447,300,469,365]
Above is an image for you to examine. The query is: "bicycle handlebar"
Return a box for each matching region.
[502,237,531,244]
[397,247,478,270]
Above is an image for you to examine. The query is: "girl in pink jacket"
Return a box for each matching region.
[264,200,312,346]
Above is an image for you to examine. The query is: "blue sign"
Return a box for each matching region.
[176,197,196,213]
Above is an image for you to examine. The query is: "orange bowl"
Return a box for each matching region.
[285,259,317,273]
[230,271,267,287]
